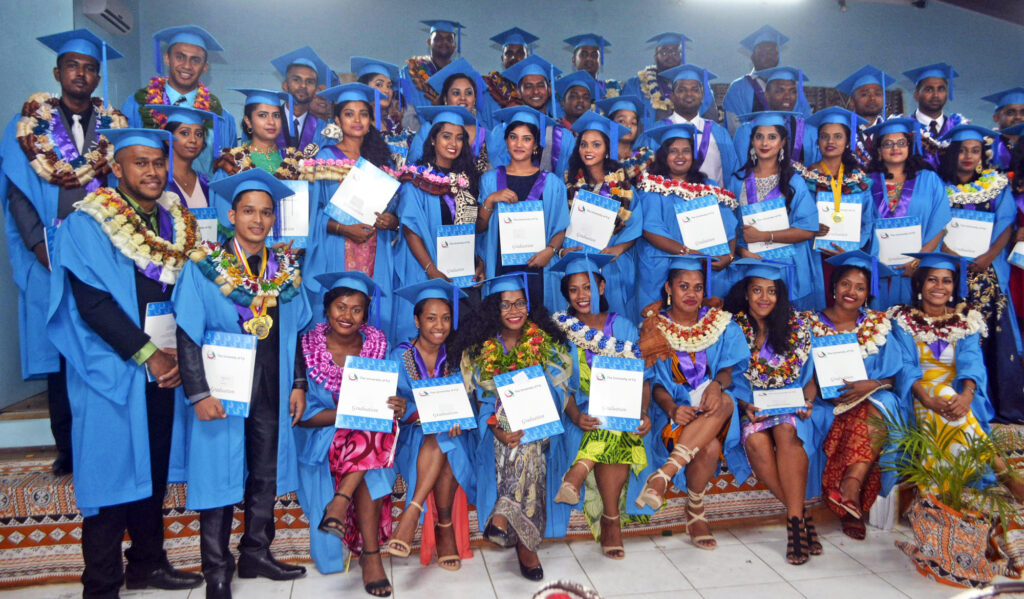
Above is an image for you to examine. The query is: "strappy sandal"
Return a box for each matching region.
[803,513,823,555]
[685,488,716,550]
[386,500,422,558]
[827,476,863,519]
[634,444,699,510]
[599,513,625,560]
[317,491,351,540]
[435,520,461,571]
[841,514,866,541]
[785,516,809,565]
[554,461,593,505]
[359,549,392,597]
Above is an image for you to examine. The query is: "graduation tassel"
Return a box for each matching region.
[520,271,531,313]
[288,94,296,139]
[457,27,461,55]
[102,41,109,110]
[958,257,968,300]
[599,39,605,67]
[372,285,382,331]
[373,88,382,130]
[154,36,163,76]
[550,65,556,118]
[212,113,221,158]
[452,285,460,330]
[586,259,599,315]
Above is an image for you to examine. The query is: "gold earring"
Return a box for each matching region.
[975,162,983,174]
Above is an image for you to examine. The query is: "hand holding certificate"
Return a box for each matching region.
[202,331,257,417]
[190,207,219,244]
[411,374,477,434]
[335,356,400,433]
[325,157,401,226]
[675,196,730,256]
[811,334,868,401]
[493,365,564,443]
[565,189,618,252]
[814,191,864,252]
[741,198,794,259]
[498,201,546,265]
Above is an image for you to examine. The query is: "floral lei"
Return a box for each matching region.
[16,93,127,188]
[302,322,387,393]
[888,303,987,343]
[567,168,635,225]
[945,169,1008,207]
[188,240,301,309]
[484,71,523,108]
[406,56,439,98]
[620,146,655,183]
[214,144,308,180]
[636,172,738,208]
[139,77,213,128]
[636,66,673,112]
[76,188,198,284]
[808,309,891,357]
[470,321,569,384]
[652,307,732,353]
[735,311,811,389]
[794,162,871,194]
[553,312,642,359]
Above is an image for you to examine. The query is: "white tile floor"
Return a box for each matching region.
[1,521,1012,598]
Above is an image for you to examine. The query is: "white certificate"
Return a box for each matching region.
[741,198,793,258]
[686,378,713,408]
[810,334,868,400]
[588,356,644,432]
[436,224,476,286]
[202,331,257,417]
[874,217,922,266]
[325,157,400,226]
[815,194,863,251]
[272,180,310,247]
[493,365,564,443]
[497,200,546,266]
[411,374,477,435]
[190,207,218,244]
[944,209,995,259]
[335,356,399,433]
[753,388,806,415]
[144,302,177,351]
[675,195,730,255]
[565,189,618,251]
[1009,241,1024,269]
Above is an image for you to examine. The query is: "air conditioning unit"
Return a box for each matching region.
[83,0,134,35]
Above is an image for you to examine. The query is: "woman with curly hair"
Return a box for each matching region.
[453,273,572,580]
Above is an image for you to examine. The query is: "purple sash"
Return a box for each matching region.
[758,337,778,365]
[1015,191,1024,217]
[870,172,916,218]
[472,125,484,157]
[675,350,709,390]
[744,172,783,205]
[996,137,1011,169]
[696,120,713,166]
[324,146,348,160]
[927,340,949,360]
[792,117,805,162]
[496,166,547,203]
[551,126,564,174]
[816,310,866,331]
[745,75,769,112]
[441,194,457,221]
[583,313,617,366]
[231,244,280,326]
[412,343,447,379]
[51,112,102,192]
[277,115,317,151]
[167,173,209,209]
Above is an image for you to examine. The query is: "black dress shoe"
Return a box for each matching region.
[237,552,306,581]
[51,454,72,477]
[205,580,232,599]
[484,522,511,547]
[517,554,543,581]
[125,562,203,590]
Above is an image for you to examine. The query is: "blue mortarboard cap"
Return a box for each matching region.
[152,26,223,75]
[1001,123,1024,137]
[314,270,382,328]
[415,105,477,129]
[210,168,295,204]
[555,71,597,100]
[756,66,807,84]
[272,46,335,86]
[564,34,610,65]
[145,104,221,158]
[39,29,122,109]
[491,106,557,147]
[938,124,997,144]
[426,57,483,96]
[731,257,795,300]
[99,127,170,152]
[835,65,896,97]
[646,123,696,150]
[596,94,644,118]
[231,88,289,108]
[659,64,717,115]
[740,25,788,52]
[805,107,869,151]
[318,83,383,129]
[350,57,399,83]
[549,252,614,314]
[738,110,801,130]
[903,63,958,100]
[482,272,537,312]
[903,251,971,299]
[422,19,465,53]
[395,279,469,329]
[982,87,1024,110]
[666,253,714,292]
[491,27,539,49]
[570,111,630,160]
[645,32,691,63]
[502,54,562,85]
[864,117,923,155]
[825,249,895,296]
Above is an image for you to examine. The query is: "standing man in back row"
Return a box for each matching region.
[723,25,810,134]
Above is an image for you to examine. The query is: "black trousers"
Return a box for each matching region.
[48,357,72,459]
[80,383,174,599]
[199,371,280,584]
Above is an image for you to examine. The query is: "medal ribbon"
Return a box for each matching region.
[231,238,276,328]
[821,162,844,218]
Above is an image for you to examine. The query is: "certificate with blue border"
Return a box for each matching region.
[588,356,644,432]
[190,207,218,244]
[674,195,730,256]
[565,189,619,252]
[741,197,795,259]
[269,180,310,249]
[811,334,867,400]
[201,331,257,417]
[411,374,477,434]
[497,200,546,265]
[436,224,476,287]
[493,365,564,443]
[335,356,400,433]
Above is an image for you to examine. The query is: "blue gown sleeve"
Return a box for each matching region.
[917,171,952,244]
[953,332,993,429]
[788,174,819,233]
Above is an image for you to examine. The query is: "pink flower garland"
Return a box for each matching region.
[302,322,388,393]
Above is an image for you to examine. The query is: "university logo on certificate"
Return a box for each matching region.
[335,356,400,433]
[944,209,994,259]
[565,189,618,252]
[674,195,730,256]
[498,201,546,265]
[874,217,922,266]
[325,157,401,226]
[588,356,644,432]
[810,334,867,400]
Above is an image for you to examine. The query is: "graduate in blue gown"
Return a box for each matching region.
[547,253,653,560]
[406,58,492,165]
[121,26,235,177]
[393,105,482,341]
[173,170,311,595]
[485,55,575,178]
[554,70,598,127]
[621,32,691,132]
[812,66,897,168]
[903,63,967,170]
[451,273,573,580]
[594,95,657,183]
[352,56,413,163]
[731,67,814,165]
[563,33,620,101]
[728,111,823,310]
[47,128,203,595]
[634,123,738,308]
[400,20,467,119]
[386,280,477,571]
[149,105,214,210]
[478,107,570,312]
[271,46,337,154]
[983,88,1024,170]
[808,252,903,541]
[723,26,810,134]
[863,118,951,308]
[723,259,822,565]
[634,255,749,551]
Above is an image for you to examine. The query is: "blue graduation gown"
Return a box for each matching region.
[643,320,751,491]
[46,209,186,516]
[723,76,812,133]
[171,255,311,510]
[732,119,815,167]
[634,181,738,308]
[406,122,489,166]
[477,168,570,313]
[620,72,664,133]
[121,94,236,177]
[0,115,63,378]
[802,169,876,256]
[644,119,739,187]
[485,123,575,179]
[867,170,951,308]
[726,172,823,310]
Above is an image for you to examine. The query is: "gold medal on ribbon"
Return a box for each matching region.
[233,239,274,340]
[832,211,844,224]
[244,313,274,340]
[823,162,845,227]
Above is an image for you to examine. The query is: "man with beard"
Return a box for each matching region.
[731,66,812,165]
[903,62,967,168]
[982,87,1024,169]
[723,26,810,134]
[271,46,337,154]
[621,32,691,131]
[0,29,126,477]
[47,127,202,598]
[122,26,236,177]
[811,65,896,168]
[563,33,620,101]
[401,19,464,115]
[481,27,538,115]
[555,71,597,128]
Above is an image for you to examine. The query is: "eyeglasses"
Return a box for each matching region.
[655,47,682,56]
[880,139,909,150]
[499,299,528,312]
